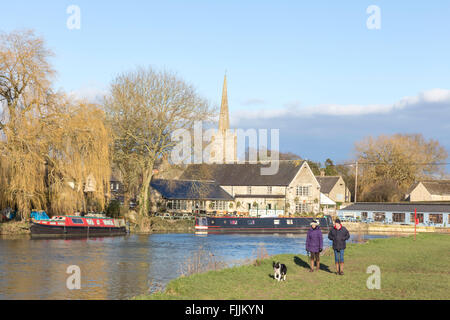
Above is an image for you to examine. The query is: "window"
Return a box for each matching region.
[274,220,280,225]
[296,185,311,197]
[361,212,368,219]
[429,214,443,224]
[247,186,252,194]
[247,220,255,225]
[212,201,226,211]
[373,212,385,222]
[230,220,238,225]
[167,200,187,210]
[267,186,272,194]
[287,219,293,225]
[103,220,114,226]
[193,201,205,210]
[86,219,94,226]
[71,218,84,224]
[295,203,309,213]
[411,213,424,223]
[393,213,405,223]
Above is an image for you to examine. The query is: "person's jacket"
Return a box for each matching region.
[328,225,350,250]
[306,226,323,253]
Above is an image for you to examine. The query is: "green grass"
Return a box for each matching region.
[134,233,450,300]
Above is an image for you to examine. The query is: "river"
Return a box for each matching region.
[0,232,392,300]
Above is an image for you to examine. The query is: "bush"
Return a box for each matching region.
[106,200,121,217]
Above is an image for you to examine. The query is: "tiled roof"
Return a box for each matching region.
[315,176,341,194]
[180,161,306,186]
[150,179,233,201]
[421,180,450,195]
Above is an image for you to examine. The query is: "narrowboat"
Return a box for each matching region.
[30,215,127,237]
[195,215,333,233]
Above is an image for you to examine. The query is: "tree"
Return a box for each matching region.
[104,67,213,225]
[324,158,339,176]
[355,133,448,201]
[0,30,111,219]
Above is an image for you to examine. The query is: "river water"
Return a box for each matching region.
[0,232,391,300]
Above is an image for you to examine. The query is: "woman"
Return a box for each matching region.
[305,220,323,272]
[328,218,350,275]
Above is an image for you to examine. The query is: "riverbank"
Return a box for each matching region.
[135,233,450,300]
[128,217,195,233]
[343,222,450,234]
[0,221,31,235]
[0,217,194,236]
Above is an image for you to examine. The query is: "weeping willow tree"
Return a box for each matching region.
[0,30,111,219]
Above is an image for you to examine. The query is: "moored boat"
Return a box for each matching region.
[195,215,333,233]
[30,214,127,237]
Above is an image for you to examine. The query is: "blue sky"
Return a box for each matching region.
[2,0,450,168]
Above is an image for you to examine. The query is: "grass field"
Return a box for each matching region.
[135,233,450,300]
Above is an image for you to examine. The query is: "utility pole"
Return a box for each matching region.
[354,161,358,203]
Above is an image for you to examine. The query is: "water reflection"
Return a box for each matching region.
[0,232,392,300]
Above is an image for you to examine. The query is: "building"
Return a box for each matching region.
[337,202,450,227]
[179,161,322,216]
[149,179,234,214]
[315,175,351,204]
[208,74,238,164]
[406,180,450,202]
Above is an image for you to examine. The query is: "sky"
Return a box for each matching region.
[2,0,450,168]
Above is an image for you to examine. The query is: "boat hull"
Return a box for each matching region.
[195,216,333,233]
[30,222,127,237]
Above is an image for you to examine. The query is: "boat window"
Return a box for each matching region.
[230,220,238,225]
[248,220,255,225]
[103,220,114,226]
[287,219,293,225]
[274,220,280,225]
[71,218,84,224]
[86,219,94,225]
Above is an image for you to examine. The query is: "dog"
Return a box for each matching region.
[273,261,287,281]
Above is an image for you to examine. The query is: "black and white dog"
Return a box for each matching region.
[273,262,287,281]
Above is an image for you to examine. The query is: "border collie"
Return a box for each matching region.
[273,262,287,281]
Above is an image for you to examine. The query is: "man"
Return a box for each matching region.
[328,218,350,275]
[306,220,323,272]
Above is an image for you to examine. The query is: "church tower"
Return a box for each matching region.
[209,75,237,163]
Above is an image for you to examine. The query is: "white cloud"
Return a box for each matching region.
[232,88,450,121]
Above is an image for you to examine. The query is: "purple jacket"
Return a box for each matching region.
[306,226,323,253]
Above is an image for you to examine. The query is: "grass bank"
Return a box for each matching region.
[0,221,31,235]
[135,233,450,300]
[130,217,195,233]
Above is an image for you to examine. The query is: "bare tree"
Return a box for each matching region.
[355,133,448,201]
[104,67,214,225]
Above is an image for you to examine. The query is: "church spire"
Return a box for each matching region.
[218,74,230,131]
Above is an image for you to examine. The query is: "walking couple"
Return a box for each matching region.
[305,218,350,275]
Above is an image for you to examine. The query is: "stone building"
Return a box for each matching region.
[315,175,351,204]
[179,161,321,216]
[406,180,450,202]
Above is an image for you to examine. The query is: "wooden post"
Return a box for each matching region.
[354,161,358,203]
[414,208,417,241]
